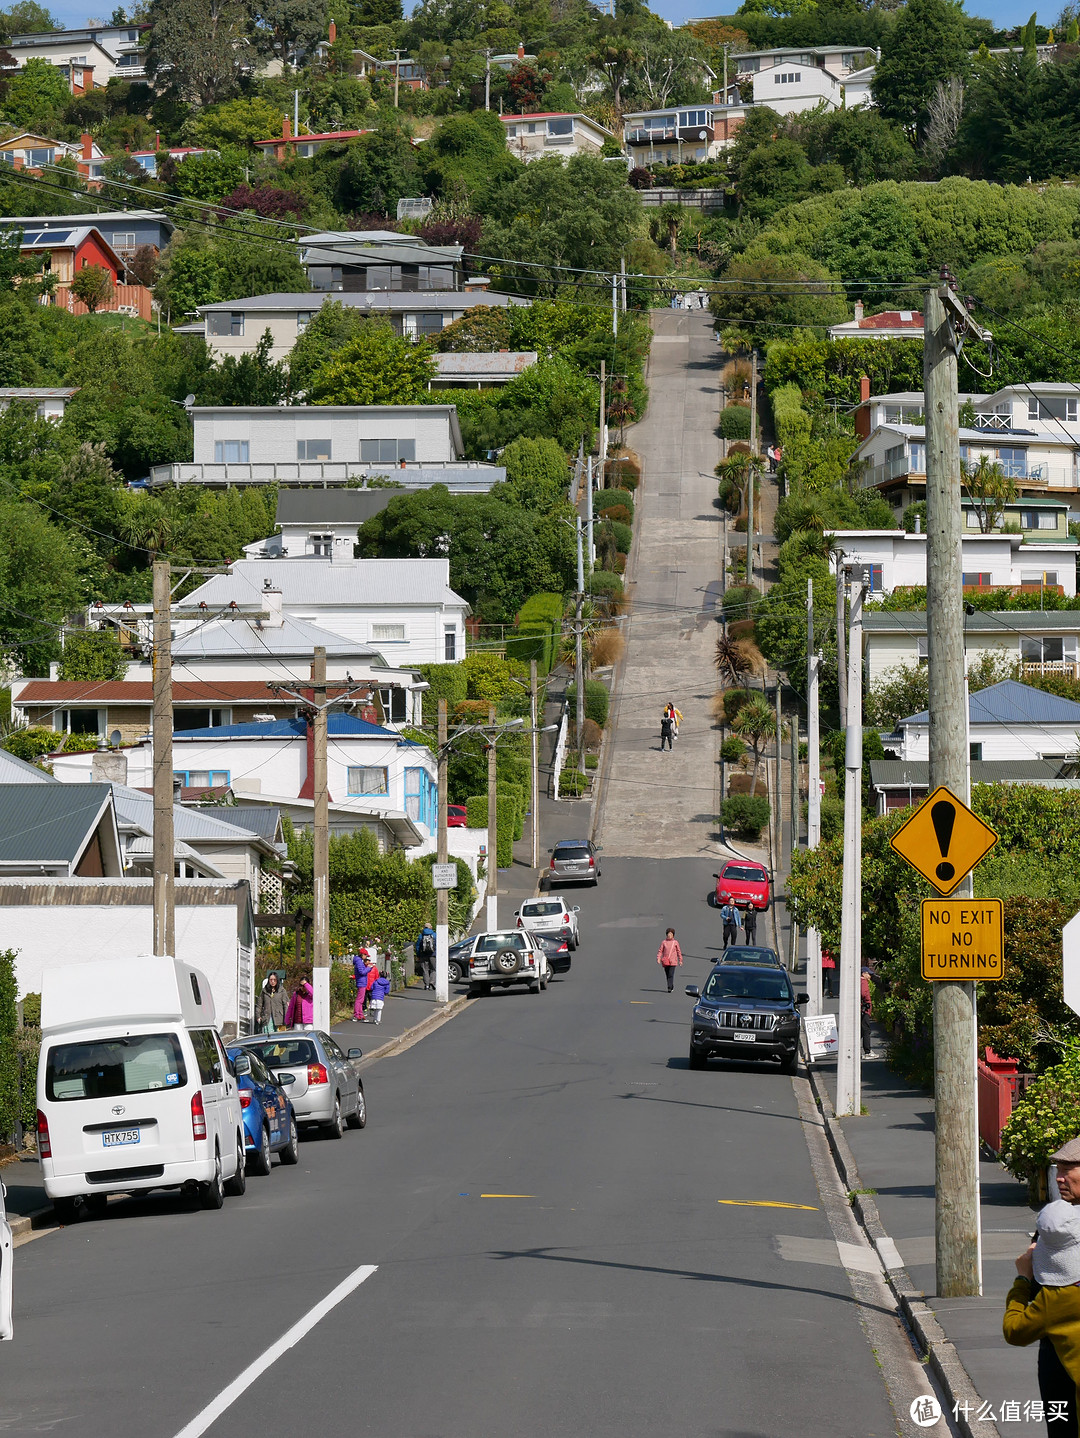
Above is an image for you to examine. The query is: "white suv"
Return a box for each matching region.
[515,898,580,949]
[466,931,550,996]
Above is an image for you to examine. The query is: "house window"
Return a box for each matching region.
[404,766,436,831]
[134,154,156,175]
[738,57,759,72]
[774,71,802,83]
[174,770,230,788]
[214,440,249,463]
[506,125,517,137]
[207,312,244,336]
[1021,510,1059,529]
[372,623,406,642]
[360,438,416,464]
[1021,636,1071,664]
[546,118,573,136]
[917,637,929,665]
[297,438,332,461]
[1022,571,1058,587]
[174,708,231,731]
[1029,396,1079,422]
[962,572,992,586]
[56,707,103,735]
[296,311,313,332]
[347,766,388,796]
[998,447,1027,477]
[310,533,333,556]
[679,109,709,127]
[112,232,136,249]
[444,626,457,661]
[378,686,407,723]
[969,743,983,762]
[884,443,904,464]
[909,443,926,471]
[863,564,884,593]
[965,510,981,528]
[27,148,55,168]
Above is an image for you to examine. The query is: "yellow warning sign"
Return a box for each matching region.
[920,898,1004,981]
[889,785,998,896]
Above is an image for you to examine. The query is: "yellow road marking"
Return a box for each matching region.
[481,1193,535,1199]
[718,1199,819,1210]
[630,1001,651,1005]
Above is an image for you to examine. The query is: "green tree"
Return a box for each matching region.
[1,2,58,32]
[712,251,847,331]
[336,127,418,215]
[256,0,330,64]
[198,330,290,406]
[498,435,569,512]
[871,0,969,140]
[192,96,283,148]
[4,56,70,128]
[167,151,247,202]
[962,454,1017,533]
[146,0,254,105]
[288,300,366,393]
[57,628,128,681]
[731,692,776,797]
[0,499,89,674]
[70,264,115,314]
[434,305,512,353]
[152,223,307,316]
[309,323,435,404]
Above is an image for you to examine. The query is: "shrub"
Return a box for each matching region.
[723,585,757,623]
[464,791,516,865]
[603,519,633,554]
[465,794,487,828]
[595,488,635,519]
[590,628,625,668]
[3,727,62,761]
[819,794,844,842]
[418,663,467,727]
[584,753,598,770]
[587,570,623,598]
[581,717,603,750]
[560,767,588,796]
[721,794,771,840]
[719,405,752,440]
[568,678,610,727]
[720,736,744,763]
[598,503,631,524]
[0,949,16,1144]
[507,592,564,675]
[723,688,753,724]
[605,457,640,489]
[1000,1043,1080,1186]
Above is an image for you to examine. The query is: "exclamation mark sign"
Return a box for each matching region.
[931,800,956,882]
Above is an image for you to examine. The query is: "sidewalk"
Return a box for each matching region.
[809,1021,1040,1434]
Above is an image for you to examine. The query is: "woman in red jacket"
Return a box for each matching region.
[657,928,683,993]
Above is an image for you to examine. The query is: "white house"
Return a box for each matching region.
[149,403,505,491]
[622,105,729,164]
[855,382,1080,510]
[828,529,1077,597]
[868,758,1080,814]
[731,46,878,115]
[863,609,1080,685]
[0,387,76,420]
[897,680,1080,763]
[828,303,923,341]
[500,112,615,162]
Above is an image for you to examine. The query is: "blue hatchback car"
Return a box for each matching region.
[228,1044,300,1175]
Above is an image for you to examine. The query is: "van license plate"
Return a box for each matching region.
[732,1032,755,1043]
[102,1128,140,1147]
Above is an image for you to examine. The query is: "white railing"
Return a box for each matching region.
[551,706,569,800]
[1022,660,1080,679]
[149,461,505,490]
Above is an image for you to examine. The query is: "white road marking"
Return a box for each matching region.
[172,1263,378,1438]
[774,1235,883,1273]
[875,1236,906,1271]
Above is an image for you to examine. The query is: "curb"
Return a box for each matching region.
[354,991,471,1072]
[803,1058,1001,1438]
[9,1204,53,1245]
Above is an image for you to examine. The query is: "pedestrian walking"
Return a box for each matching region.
[743,906,758,944]
[1005,1179,1080,1438]
[660,713,674,751]
[352,950,373,1022]
[415,923,436,988]
[284,978,314,1030]
[664,702,683,739]
[822,949,836,998]
[720,901,741,948]
[368,969,391,1025]
[860,967,874,1057]
[256,972,286,1034]
[657,927,683,992]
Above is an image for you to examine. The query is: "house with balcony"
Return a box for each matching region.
[732,46,878,114]
[299,230,465,293]
[853,382,1080,513]
[5,22,148,83]
[623,105,730,165]
[0,130,104,173]
[862,609,1080,687]
[149,402,505,492]
[827,528,1077,598]
[500,112,614,162]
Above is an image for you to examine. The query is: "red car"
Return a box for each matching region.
[713,860,770,911]
[446,805,468,829]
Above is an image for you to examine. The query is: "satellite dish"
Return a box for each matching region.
[183,394,195,409]
[109,730,122,748]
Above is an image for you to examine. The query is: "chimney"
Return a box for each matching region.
[328,16,336,43]
[517,40,525,58]
[854,374,872,440]
[92,748,127,786]
[283,114,292,141]
[82,131,93,159]
[261,579,284,626]
[854,299,864,322]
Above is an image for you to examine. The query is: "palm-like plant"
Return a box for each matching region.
[715,633,753,687]
[731,693,776,797]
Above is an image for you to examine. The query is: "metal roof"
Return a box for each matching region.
[15,680,343,704]
[109,783,273,850]
[434,351,537,378]
[275,489,393,526]
[174,714,399,740]
[870,759,1080,788]
[0,783,113,864]
[171,613,379,660]
[184,557,466,610]
[190,803,283,848]
[196,291,523,313]
[864,611,1080,634]
[901,679,1080,726]
[0,387,77,399]
[0,210,172,230]
[124,833,226,876]
[0,748,56,783]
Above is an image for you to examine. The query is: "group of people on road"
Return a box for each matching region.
[718,901,758,946]
[256,972,314,1033]
[352,947,390,1024]
[660,702,683,752]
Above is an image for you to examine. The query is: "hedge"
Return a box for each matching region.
[418,663,467,728]
[568,678,610,727]
[605,457,640,490]
[719,405,752,440]
[507,592,564,675]
[587,570,623,598]
[603,519,633,554]
[595,488,635,520]
[770,383,812,450]
[0,949,18,1145]
[722,794,770,839]
[465,791,517,866]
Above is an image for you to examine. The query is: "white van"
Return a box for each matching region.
[36,956,247,1221]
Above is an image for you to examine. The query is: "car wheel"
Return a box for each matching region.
[224,1137,247,1197]
[448,959,463,984]
[52,1196,80,1225]
[279,1114,299,1165]
[347,1086,367,1130]
[249,1124,272,1177]
[529,978,541,993]
[201,1149,225,1209]
[569,934,578,951]
[323,1095,345,1139]
[688,1044,706,1071]
[779,1051,798,1075]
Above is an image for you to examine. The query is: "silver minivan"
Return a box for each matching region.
[36,957,247,1221]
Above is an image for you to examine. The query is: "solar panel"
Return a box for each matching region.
[24,230,72,245]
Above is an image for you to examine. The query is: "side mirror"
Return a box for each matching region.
[685,984,700,998]
[277,1071,297,1086]
[547,847,554,854]
[232,1053,252,1076]
[514,910,520,917]
[347,1047,363,1060]
[712,873,719,879]
[572,906,580,912]
[594,844,603,852]
[795,993,810,1005]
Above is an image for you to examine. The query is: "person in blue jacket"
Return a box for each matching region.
[352,949,373,1021]
[368,970,391,1024]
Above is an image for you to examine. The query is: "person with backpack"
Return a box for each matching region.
[743,906,758,944]
[660,711,674,752]
[415,924,436,989]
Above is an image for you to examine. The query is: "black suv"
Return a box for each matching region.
[685,963,808,1074]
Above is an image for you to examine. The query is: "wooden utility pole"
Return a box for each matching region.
[152,559,174,957]
[806,576,823,1014]
[436,698,449,1002]
[925,281,982,1297]
[530,659,540,871]
[747,348,757,590]
[487,702,498,930]
[392,49,403,107]
[773,682,783,869]
[836,570,864,1117]
[311,647,330,1031]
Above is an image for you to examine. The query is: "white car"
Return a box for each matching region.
[0,1178,12,1340]
[466,930,551,996]
[515,898,580,949]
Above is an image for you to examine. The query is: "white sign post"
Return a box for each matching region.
[1063,910,1080,1016]
[432,863,457,890]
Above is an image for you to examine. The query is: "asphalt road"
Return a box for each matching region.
[10,860,911,1438]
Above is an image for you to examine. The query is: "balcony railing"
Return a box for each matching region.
[1022,660,1080,678]
[862,458,1077,491]
[148,460,505,490]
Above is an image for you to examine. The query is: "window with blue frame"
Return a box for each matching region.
[404,766,437,833]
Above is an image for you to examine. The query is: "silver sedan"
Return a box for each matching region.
[234,1030,366,1139]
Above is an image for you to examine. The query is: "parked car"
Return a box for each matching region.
[226,1044,299,1174]
[547,839,602,887]
[36,956,247,1221]
[531,931,573,975]
[233,1031,365,1139]
[713,860,770,911]
[515,897,580,948]
[447,805,468,828]
[0,1179,12,1340]
[461,930,551,995]
[447,937,473,985]
[685,963,808,1074]
[718,946,783,968]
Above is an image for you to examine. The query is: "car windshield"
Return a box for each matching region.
[702,970,792,1002]
[723,947,779,965]
[476,934,525,952]
[45,1032,187,1101]
[723,865,767,883]
[242,1037,318,1068]
[523,901,563,916]
[555,845,589,859]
